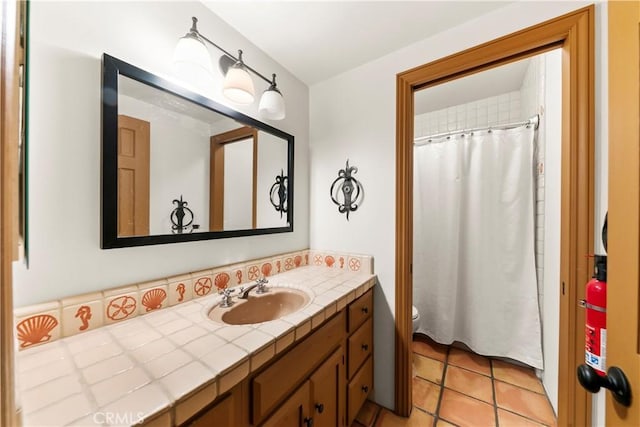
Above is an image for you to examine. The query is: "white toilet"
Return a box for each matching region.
[412,305,420,333]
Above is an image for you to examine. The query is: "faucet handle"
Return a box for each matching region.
[256,278,269,294]
[219,288,236,308]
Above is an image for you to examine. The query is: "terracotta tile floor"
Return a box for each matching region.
[352,334,557,427]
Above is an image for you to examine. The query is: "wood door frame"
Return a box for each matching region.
[0,0,21,425]
[394,6,595,426]
[210,126,258,231]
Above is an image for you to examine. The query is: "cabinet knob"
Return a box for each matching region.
[315,403,324,413]
[304,416,314,427]
[361,344,369,351]
[361,307,369,314]
[362,385,369,393]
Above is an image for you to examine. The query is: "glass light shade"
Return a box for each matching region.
[172,35,214,90]
[259,89,286,120]
[223,65,255,104]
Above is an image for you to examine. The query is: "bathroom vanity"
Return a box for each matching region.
[15,255,375,427]
[186,288,374,427]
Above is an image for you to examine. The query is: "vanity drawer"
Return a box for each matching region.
[348,317,373,379]
[347,355,373,426]
[348,289,372,333]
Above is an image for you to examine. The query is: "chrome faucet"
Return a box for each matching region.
[219,288,236,308]
[238,278,269,299]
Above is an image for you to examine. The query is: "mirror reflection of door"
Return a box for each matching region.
[210,126,257,231]
[117,115,150,236]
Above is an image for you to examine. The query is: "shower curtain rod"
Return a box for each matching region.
[414,114,540,146]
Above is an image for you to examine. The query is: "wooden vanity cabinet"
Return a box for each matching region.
[261,347,345,427]
[309,347,345,427]
[180,286,374,427]
[346,289,374,425]
[261,381,312,427]
[185,382,246,427]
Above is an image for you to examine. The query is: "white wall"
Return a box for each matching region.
[223,138,254,230]
[14,1,309,306]
[257,132,289,228]
[541,49,562,415]
[310,0,601,411]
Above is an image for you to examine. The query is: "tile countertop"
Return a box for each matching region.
[17,266,376,427]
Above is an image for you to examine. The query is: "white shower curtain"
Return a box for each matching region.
[413,126,543,369]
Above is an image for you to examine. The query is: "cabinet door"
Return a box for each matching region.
[261,381,311,427]
[187,382,245,427]
[310,347,345,427]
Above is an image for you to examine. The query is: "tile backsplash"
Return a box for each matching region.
[13,248,372,350]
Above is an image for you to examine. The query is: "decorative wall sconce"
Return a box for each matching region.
[173,17,286,120]
[330,160,364,220]
[269,170,288,218]
[170,196,200,234]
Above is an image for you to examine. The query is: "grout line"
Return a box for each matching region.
[491,359,500,427]
[432,344,450,426]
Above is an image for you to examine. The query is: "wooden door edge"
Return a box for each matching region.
[394,7,595,426]
[0,1,20,426]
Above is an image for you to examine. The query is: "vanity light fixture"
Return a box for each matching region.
[173,17,286,120]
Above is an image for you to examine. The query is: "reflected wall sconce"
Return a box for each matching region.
[269,170,288,218]
[173,17,286,120]
[330,160,364,220]
[170,195,200,234]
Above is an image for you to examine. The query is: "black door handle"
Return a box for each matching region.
[315,403,324,413]
[304,416,314,427]
[577,364,632,407]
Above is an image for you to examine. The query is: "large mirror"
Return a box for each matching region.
[101,54,294,248]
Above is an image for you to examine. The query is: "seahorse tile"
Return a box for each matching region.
[61,300,104,338]
[167,276,193,307]
[228,265,246,286]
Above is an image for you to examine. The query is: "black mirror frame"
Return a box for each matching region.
[101,53,294,249]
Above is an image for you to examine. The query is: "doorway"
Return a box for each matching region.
[394,6,594,427]
[410,49,561,425]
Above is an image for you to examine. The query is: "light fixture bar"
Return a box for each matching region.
[189,17,272,86]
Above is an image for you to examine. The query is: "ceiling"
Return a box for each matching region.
[414,57,531,115]
[203,1,513,85]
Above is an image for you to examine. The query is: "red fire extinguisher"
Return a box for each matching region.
[580,254,607,376]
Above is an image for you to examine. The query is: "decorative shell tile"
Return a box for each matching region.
[141,288,168,313]
[213,271,231,292]
[13,249,371,350]
[104,290,139,325]
[17,314,60,349]
[284,256,295,271]
[348,256,362,272]
[191,271,214,298]
[261,262,273,277]
[247,264,261,281]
